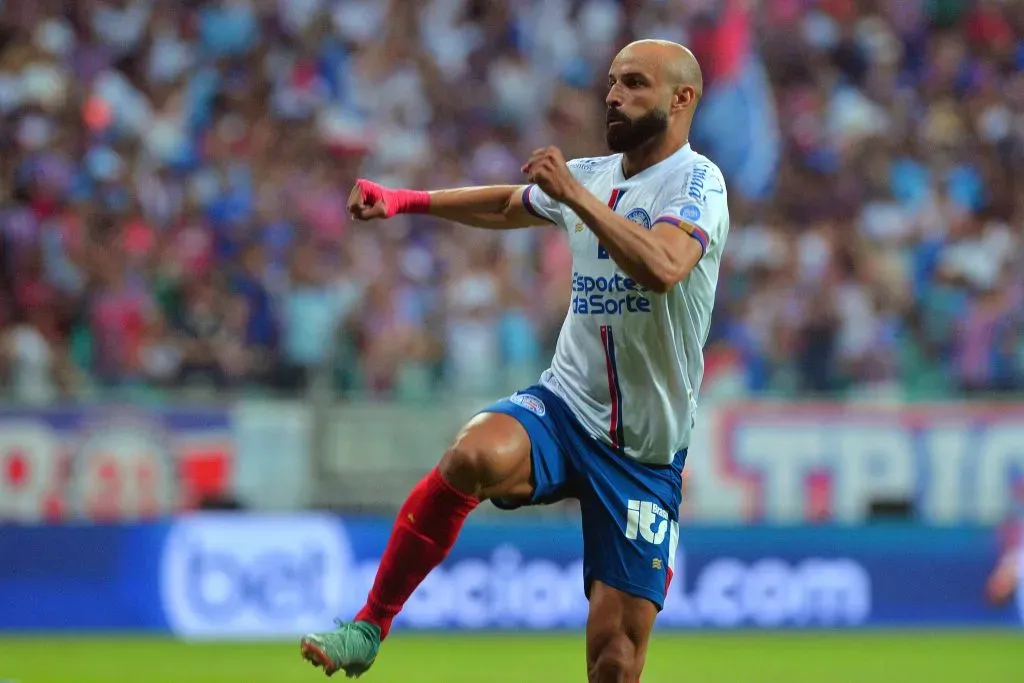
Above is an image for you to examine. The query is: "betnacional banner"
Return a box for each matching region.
[0,516,1018,636]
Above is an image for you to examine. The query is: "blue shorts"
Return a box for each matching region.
[481,384,686,610]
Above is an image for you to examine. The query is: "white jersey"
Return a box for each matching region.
[523,143,729,465]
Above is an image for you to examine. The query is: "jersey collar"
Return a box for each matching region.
[613,142,693,187]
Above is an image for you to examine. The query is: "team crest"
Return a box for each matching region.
[574,220,585,233]
[510,392,546,416]
[625,207,651,229]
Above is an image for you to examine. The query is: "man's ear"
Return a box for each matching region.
[675,84,697,110]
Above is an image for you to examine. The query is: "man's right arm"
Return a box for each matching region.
[425,185,558,230]
[348,179,562,230]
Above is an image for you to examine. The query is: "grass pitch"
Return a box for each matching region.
[0,632,1020,682]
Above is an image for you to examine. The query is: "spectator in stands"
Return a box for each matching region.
[0,0,1021,402]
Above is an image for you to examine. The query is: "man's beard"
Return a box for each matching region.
[605,107,669,153]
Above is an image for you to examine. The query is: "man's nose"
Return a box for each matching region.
[606,86,623,108]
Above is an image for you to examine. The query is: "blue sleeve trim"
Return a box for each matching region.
[521,185,556,224]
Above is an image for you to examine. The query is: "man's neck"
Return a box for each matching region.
[620,132,690,179]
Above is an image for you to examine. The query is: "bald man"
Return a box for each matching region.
[301,40,730,682]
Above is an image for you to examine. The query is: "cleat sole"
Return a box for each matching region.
[300,638,338,677]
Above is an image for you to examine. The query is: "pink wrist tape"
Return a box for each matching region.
[355,179,430,217]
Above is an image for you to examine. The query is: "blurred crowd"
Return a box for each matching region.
[0,0,1023,404]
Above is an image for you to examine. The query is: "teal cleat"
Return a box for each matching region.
[300,620,382,678]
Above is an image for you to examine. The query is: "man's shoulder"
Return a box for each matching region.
[675,150,726,182]
[674,152,728,206]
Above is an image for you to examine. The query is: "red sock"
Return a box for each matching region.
[355,467,478,638]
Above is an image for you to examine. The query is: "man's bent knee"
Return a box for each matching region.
[438,413,532,499]
[588,634,639,683]
[439,441,494,496]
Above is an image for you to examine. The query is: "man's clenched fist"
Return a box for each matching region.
[522,147,581,203]
[347,179,431,220]
[347,179,392,220]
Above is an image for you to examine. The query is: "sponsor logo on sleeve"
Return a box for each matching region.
[683,163,724,205]
[680,204,702,223]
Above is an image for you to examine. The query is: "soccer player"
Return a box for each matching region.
[986,517,1021,607]
[301,39,729,681]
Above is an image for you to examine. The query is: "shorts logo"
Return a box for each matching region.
[510,393,546,417]
[625,500,669,545]
[625,207,651,230]
[680,204,702,223]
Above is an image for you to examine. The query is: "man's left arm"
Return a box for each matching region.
[525,147,726,294]
[567,190,709,294]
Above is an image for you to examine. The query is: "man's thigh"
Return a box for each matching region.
[578,448,683,611]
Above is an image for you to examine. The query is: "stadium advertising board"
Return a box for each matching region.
[160,514,350,639]
[0,406,232,521]
[688,404,1024,524]
[319,401,1024,524]
[4,402,1024,525]
[0,517,1018,635]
